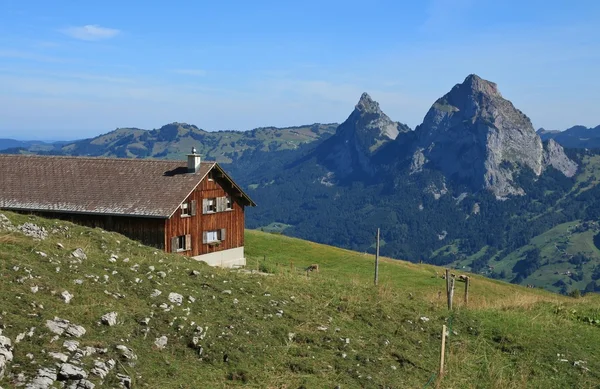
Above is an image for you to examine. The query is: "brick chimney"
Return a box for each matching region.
[187,147,201,173]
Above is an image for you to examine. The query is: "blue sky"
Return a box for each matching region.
[1,0,599,140]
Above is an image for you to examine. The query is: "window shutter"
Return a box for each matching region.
[215,197,222,212]
[190,200,197,216]
[202,231,208,244]
[185,234,192,251]
[220,228,226,241]
[202,199,208,214]
[170,236,178,253]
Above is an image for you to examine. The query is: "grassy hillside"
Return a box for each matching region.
[1,212,600,388]
[46,122,338,163]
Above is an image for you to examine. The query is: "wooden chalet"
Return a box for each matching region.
[0,152,256,267]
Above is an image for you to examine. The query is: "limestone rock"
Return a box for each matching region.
[317,92,411,178]
[0,335,13,379]
[63,340,79,352]
[543,139,578,177]
[25,367,57,389]
[412,74,549,197]
[116,373,132,388]
[168,292,183,305]
[66,379,95,389]
[90,359,115,379]
[71,248,87,260]
[115,345,137,361]
[100,312,118,326]
[150,289,162,298]
[58,363,87,381]
[61,290,74,304]
[154,336,168,350]
[18,222,48,240]
[45,317,86,338]
[49,352,69,362]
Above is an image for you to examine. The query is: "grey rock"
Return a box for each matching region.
[61,290,74,304]
[48,351,69,362]
[116,373,132,388]
[154,336,168,350]
[58,363,87,380]
[115,345,137,361]
[66,379,95,389]
[18,222,48,240]
[157,271,167,278]
[0,335,13,379]
[150,289,162,298]
[543,139,578,177]
[25,367,57,389]
[100,312,118,326]
[319,93,411,178]
[63,340,79,352]
[168,292,183,305]
[411,74,563,197]
[45,317,86,338]
[57,242,64,249]
[90,359,115,379]
[222,289,232,295]
[71,248,87,260]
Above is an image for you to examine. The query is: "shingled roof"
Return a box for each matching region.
[0,154,255,218]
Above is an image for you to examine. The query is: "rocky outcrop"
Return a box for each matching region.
[412,74,559,197]
[543,139,578,177]
[0,333,13,379]
[318,93,410,178]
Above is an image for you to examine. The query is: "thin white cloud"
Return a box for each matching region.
[172,69,207,76]
[61,25,120,41]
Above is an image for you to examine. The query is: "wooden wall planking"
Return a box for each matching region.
[164,174,245,257]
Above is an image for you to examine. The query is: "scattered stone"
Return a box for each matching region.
[74,279,83,285]
[140,318,151,326]
[66,379,95,389]
[61,291,74,304]
[18,222,48,240]
[420,316,430,322]
[154,336,168,350]
[46,317,86,338]
[115,345,137,362]
[100,312,118,326]
[116,373,132,388]
[150,289,162,298]
[222,290,232,295]
[188,296,196,303]
[30,285,39,293]
[0,335,13,379]
[58,363,87,381]
[90,359,115,379]
[71,248,87,261]
[317,326,328,331]
[63,340,79,352]
[191,270,200,276]
[26,367,57,389]
[36,251,47,258]
[57,243,64,249]
[49,352,69,363]
[168,292,183,305]
[157,271,167,278]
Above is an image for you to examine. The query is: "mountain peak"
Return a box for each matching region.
[355,92,380,113]
[460,74,501,97]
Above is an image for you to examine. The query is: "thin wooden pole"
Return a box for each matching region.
[464,277,470,306]
[374,228,380,286]
[445,269,450,294]
[439,324,447,376]
[448,277,455,310]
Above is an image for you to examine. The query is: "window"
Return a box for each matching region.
[203,198,216,214]
[203,228,227,244]
[226,196,232,210]
[181,200,197,217]
[171,234,191,253]
[208,171,214,181]
[206,230,219,243]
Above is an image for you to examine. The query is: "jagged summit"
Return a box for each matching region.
[355,92,380,113]
[460,74,501,97]
[318,93,410,178]
[411,74,576,197]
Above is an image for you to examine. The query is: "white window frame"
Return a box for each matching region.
[181,202,190,217]
[207,198,216,213]
[206,230,219,243]
[225,196,232,210]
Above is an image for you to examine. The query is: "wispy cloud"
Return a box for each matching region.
[61,25,120,41]
[172,68,207,77]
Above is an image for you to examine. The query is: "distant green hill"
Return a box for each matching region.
[38,122,338,163]
[1,211,600,388]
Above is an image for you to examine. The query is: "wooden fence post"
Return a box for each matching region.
[374,228,380,286]
[464,277,470,306]
[445,269,450,294]
[439,324,447,376]
[448,277,455,311]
